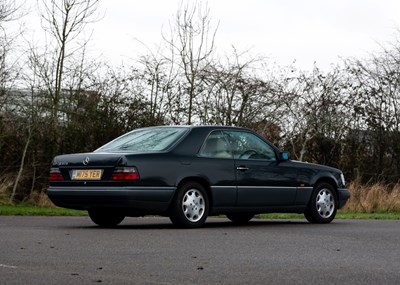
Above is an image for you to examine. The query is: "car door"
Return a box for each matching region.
[197,131,237,207]
[223,130,298,207]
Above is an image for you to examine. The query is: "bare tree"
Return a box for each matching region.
[0,0,27,202]
[163,1,218,124]
[278,65,350,162]
[5,0,101,201]
[0,0,23,104]
[0,0,20,23]
[345,39,400,180]
[136,50,175,125]
[38,0,99,123]
[198,49,280,127]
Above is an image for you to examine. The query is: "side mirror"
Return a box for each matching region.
[279,151,290,161]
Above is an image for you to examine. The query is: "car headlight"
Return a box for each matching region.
[340,173,346,187]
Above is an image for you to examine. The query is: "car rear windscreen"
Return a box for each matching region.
[95,127,188,153]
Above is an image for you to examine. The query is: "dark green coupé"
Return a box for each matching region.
[47,125,350,228]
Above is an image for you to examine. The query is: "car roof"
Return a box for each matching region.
[146,125,251,131]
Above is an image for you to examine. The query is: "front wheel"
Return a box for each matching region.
[304,183,337,224]
[169,182,209,228]
[88,209,125,227]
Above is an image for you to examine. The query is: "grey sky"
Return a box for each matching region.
[23,0,400,71]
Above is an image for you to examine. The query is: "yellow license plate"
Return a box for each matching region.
[72,169,103,180]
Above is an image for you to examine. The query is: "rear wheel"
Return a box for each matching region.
[226,213,254,224]
[88,209,125,227]
[169,182,209,228]
[304,183,337,224]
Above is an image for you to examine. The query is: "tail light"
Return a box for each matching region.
[112,167,139,181]
[49,168,63,181]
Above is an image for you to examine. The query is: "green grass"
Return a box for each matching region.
[257,211,400,220]
[0,204,86,216]
[336,211,400,220]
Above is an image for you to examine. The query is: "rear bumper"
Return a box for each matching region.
[337,188,351,209]
[47,186,176,212]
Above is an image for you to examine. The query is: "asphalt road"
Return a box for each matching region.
[0,216,399,285]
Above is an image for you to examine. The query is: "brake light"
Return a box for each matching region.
[49,168,63,181]
[112,167,139,181]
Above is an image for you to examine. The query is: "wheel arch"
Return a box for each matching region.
[174,176,213,209]
[313,174,339,192]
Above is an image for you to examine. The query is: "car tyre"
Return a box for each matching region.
[169,182,209,228]
[88,209,125,227]
[304,183,337,224]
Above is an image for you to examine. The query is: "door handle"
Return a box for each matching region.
[236,166,249,171]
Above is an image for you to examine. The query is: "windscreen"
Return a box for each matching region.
[95,127,189,153]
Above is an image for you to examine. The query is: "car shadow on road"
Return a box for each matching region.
[74,218,329,230]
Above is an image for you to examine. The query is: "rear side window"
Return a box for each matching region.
[95,127,188,152]
[199,131,232,158]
